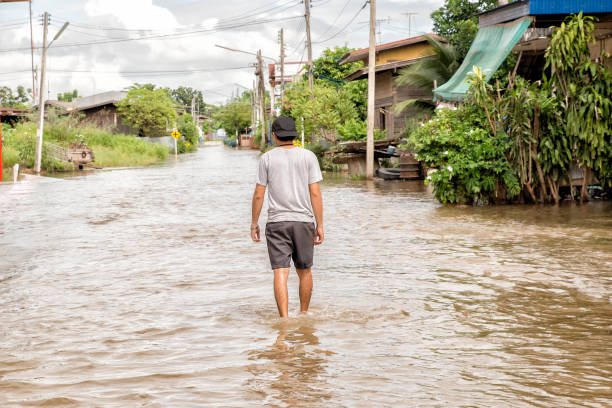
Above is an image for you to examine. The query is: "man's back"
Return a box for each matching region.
[256,146,322,223]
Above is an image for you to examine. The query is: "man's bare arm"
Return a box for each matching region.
[309,182,324,245]
[251,184,266,242]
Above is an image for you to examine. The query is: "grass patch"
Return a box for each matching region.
[1,121,169,173]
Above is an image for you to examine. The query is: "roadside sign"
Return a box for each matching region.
[171,130,181,140]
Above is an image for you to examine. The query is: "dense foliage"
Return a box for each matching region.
[309,46,367,119]
[169,86,205,113]
[545,13,612,197]
[410,13,612,205]
[283,46,368,143]
[212,94,251,143]
[0,86,30,108]
[116,86,178,137]
[283,81,359,143]
[410,104,519,204]
[177,113,199,153]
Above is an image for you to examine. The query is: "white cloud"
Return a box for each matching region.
[0,0,445,105]
[84,0,180,30]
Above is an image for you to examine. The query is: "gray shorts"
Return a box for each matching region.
[265,221,315,270]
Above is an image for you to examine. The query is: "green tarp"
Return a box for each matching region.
[434,17,533,102]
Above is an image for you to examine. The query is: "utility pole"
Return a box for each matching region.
[34,12,68,175]
[34,12,49,175]
[279,28,285,111]
[304,0,314,91]
[191,97,196,125]
[257,50,266,150]
[252,79,257,134]
[403,12,418,38]
[366,0,376,179]
[29,1,35,102]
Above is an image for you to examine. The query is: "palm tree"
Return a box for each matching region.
[393,35,459,113]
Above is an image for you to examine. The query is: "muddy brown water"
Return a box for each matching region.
[1,144,611,407]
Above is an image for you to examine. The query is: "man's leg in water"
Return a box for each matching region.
[296,268,312,313]
[274,268,290,318]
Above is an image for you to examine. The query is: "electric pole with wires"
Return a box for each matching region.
[34,12,69,174]
[304,0,313,91]
[366,0,376,179]
[279,28,285,112]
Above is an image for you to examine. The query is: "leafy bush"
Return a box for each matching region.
[409,105,519,204]
[337,118,387,141]
[178,114,199,146]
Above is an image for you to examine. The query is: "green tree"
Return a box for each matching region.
[393,35,459,113]
[283,81,358,143]
[431,0,497,61]
[116,87,178,137]
[545,13,612,199]
[169,86,205,113]
[308,46,367,119]
[0,86,31,107]
[212,99,251,143]
[57,89,79,102]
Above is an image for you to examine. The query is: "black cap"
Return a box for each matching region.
[272,116,298,138]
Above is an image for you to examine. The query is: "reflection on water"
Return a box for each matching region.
[246,318,332,407]
[0,145,611,407]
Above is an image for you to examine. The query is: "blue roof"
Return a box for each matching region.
[529,0,612,15]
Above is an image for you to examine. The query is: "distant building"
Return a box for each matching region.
[339,35,443,138]
[0,107,29,125]
[71,91,138,135]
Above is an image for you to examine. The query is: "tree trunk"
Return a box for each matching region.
[580,167,590,204]
[568,170,576,201]
[548,176,560,205]
[532,103,547,202]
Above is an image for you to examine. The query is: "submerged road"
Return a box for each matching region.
[1,144,611,407]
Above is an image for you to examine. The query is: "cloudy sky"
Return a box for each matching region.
[0,0,444,105]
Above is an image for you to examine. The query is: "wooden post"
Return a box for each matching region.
[29,0,35,102]
[251,79,256,134]
[191,97,196,125]
[258,50,266,150]
[304,0,314,91]
[34,11,49,175]
[366,0,376,179]
[280,28,285,111]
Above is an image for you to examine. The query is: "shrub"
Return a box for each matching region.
[409,105,520,204]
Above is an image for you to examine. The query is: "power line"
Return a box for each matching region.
[318,0,354,37]
[313,1,368,44]
[0,15,304,53]
[50,0,301,34]
[0,66,252,76]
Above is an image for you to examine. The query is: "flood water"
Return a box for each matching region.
[1,144,611,407]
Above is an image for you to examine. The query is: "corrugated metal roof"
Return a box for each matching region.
[73,91,127,111]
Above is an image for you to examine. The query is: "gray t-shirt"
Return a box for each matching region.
[256,147,323,223]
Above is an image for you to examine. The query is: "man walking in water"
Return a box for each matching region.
[250,116,324,318]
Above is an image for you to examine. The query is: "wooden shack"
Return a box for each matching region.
[72,91,138,135]
[338,35,443,139]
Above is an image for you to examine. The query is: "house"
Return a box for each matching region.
[339,35,444,138]
[435,0,612,101]
[71,91,138,135]
[0,107,29,125]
